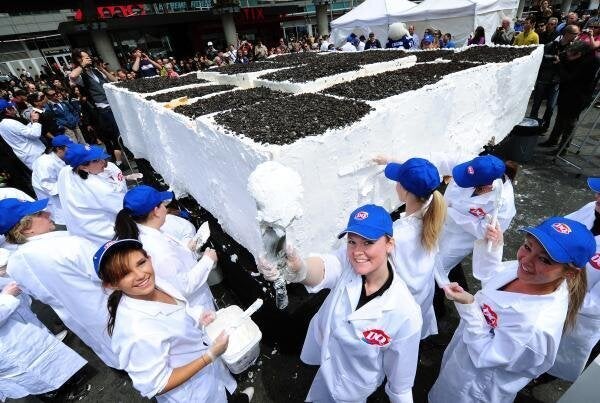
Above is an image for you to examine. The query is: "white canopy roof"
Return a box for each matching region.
[331,0,417,28]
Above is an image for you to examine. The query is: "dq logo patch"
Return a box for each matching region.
[355,211,369,220]
[552,223,572,234]
[469,207,486,218]
[481,304,498,328]
[467,166,475,175]
[361,329,391,346]
[84,144,91,151]
[590,253,600,270]
[117,172,124,181]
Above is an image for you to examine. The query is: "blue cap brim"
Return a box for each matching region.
[94,239,143,277]
[519,226,571,265]
[384,163,402,181]
[26,198,50,216]
[588,177,600,193]
[451,161,473,188]
[158,191,175,203]
[337,226,391,241]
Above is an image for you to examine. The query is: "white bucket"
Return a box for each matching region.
[205,305,262,374]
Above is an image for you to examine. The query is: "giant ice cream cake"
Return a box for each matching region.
[105,46,543,257]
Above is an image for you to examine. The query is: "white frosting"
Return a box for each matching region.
[105,45,543,258]
[248,161,303,231]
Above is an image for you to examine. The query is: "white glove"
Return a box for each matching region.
[257,256,281,282]
[125,172,143,181]
[283,243,308,283]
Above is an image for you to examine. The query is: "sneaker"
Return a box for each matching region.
[241,387,255,402]
[539,140,557,148]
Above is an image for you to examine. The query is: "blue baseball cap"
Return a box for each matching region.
[587,177,600,192]
[0,99,16,112]
[519,216,596,269]
[51,134,74,147]
[64,143,110,168]
[452,155,505,188]
[93,239,143,278]
[423,34,435,44]
[338,204,393,240]
[385,158,440,198]
[124,185,174,216]
[0,198,49,235]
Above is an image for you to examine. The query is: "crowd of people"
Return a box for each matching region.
[0,5,600,403]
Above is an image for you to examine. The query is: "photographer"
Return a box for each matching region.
[69,49,122,164]
[491,17,516,45]
[130,48,161,78]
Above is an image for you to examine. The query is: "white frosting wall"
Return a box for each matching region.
[105,45,543,258]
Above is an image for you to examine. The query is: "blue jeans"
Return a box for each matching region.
[529,81,559,129]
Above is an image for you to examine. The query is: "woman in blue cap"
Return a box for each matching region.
[548,177,600,381]
[375,158,446,339]
[429,216,594,403]
[437,154,516,283]
[112,185,217,311]
[31,134,73,227]
[56,143,141,245]
[94,239,237,403]
[260,204,422,402]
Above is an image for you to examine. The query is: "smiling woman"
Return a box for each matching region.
[258,204,422,402]
[429,216,596,403]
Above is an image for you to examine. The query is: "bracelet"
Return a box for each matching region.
[206,350,215,363]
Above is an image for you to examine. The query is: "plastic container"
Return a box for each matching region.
[495,118,540,163]
[205,305,262,374]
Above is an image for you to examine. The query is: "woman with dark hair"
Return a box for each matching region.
[429,216,594,402]
[113,185,217,310]
[468,26,486,45]
[94,239,236,402]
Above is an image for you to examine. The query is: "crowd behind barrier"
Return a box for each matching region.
[1,4,600,402]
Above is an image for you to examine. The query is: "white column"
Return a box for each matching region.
[90,30,120,71]
[221,13,237,47]
[316,4,329,36]
[517,0,526,18]
[561,0,573,14]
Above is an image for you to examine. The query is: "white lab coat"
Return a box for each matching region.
[0,188,34,250]
[31,152,66,225]
[548,201,600,381]
[429,240,569,403]
[138,224,215,310]
[6,231,120,369]
[161,214,196,243]
[0,276,86,401]
[301,254,422,403]
[437,178,516,274]
[57,162,126,246]
[340,42,358,52]
[111,277,236,402]
[0,118,44,169]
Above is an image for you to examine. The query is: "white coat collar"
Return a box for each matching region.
[479,263,568,309]
[400,194,433,221]
[346,261,399,321]
[121,277,187,317]
[26,230,71,243]
[138,223,163,237]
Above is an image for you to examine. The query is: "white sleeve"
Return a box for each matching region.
[455,301,553,377]
[383,318,421,403]
[174,254,214,297]
[21,122,42,139]
[37,170,59,196]
[447,206,489,240]
[304,253,344,293]
[580,280,600,317]
[118,331,173,398]
[0,293,20,326]
[472,239,505,286]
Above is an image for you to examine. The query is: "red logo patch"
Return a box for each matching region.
[355,211,368,220]
[467,166,475,175]
[361,329,391,346]
[117,172,124,181]
[469,207,486,218]
[590,253,600,270]
[481,304,498,328]
[552,223,572,234]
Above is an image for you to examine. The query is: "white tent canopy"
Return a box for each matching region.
[330,0,517,48]
[329,0,416,47]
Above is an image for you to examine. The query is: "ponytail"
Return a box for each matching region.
[564,267,587,332]
[114,209,140,240]
[421,190,447,252]
[504,160,519,183]
[106,290,123,336]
